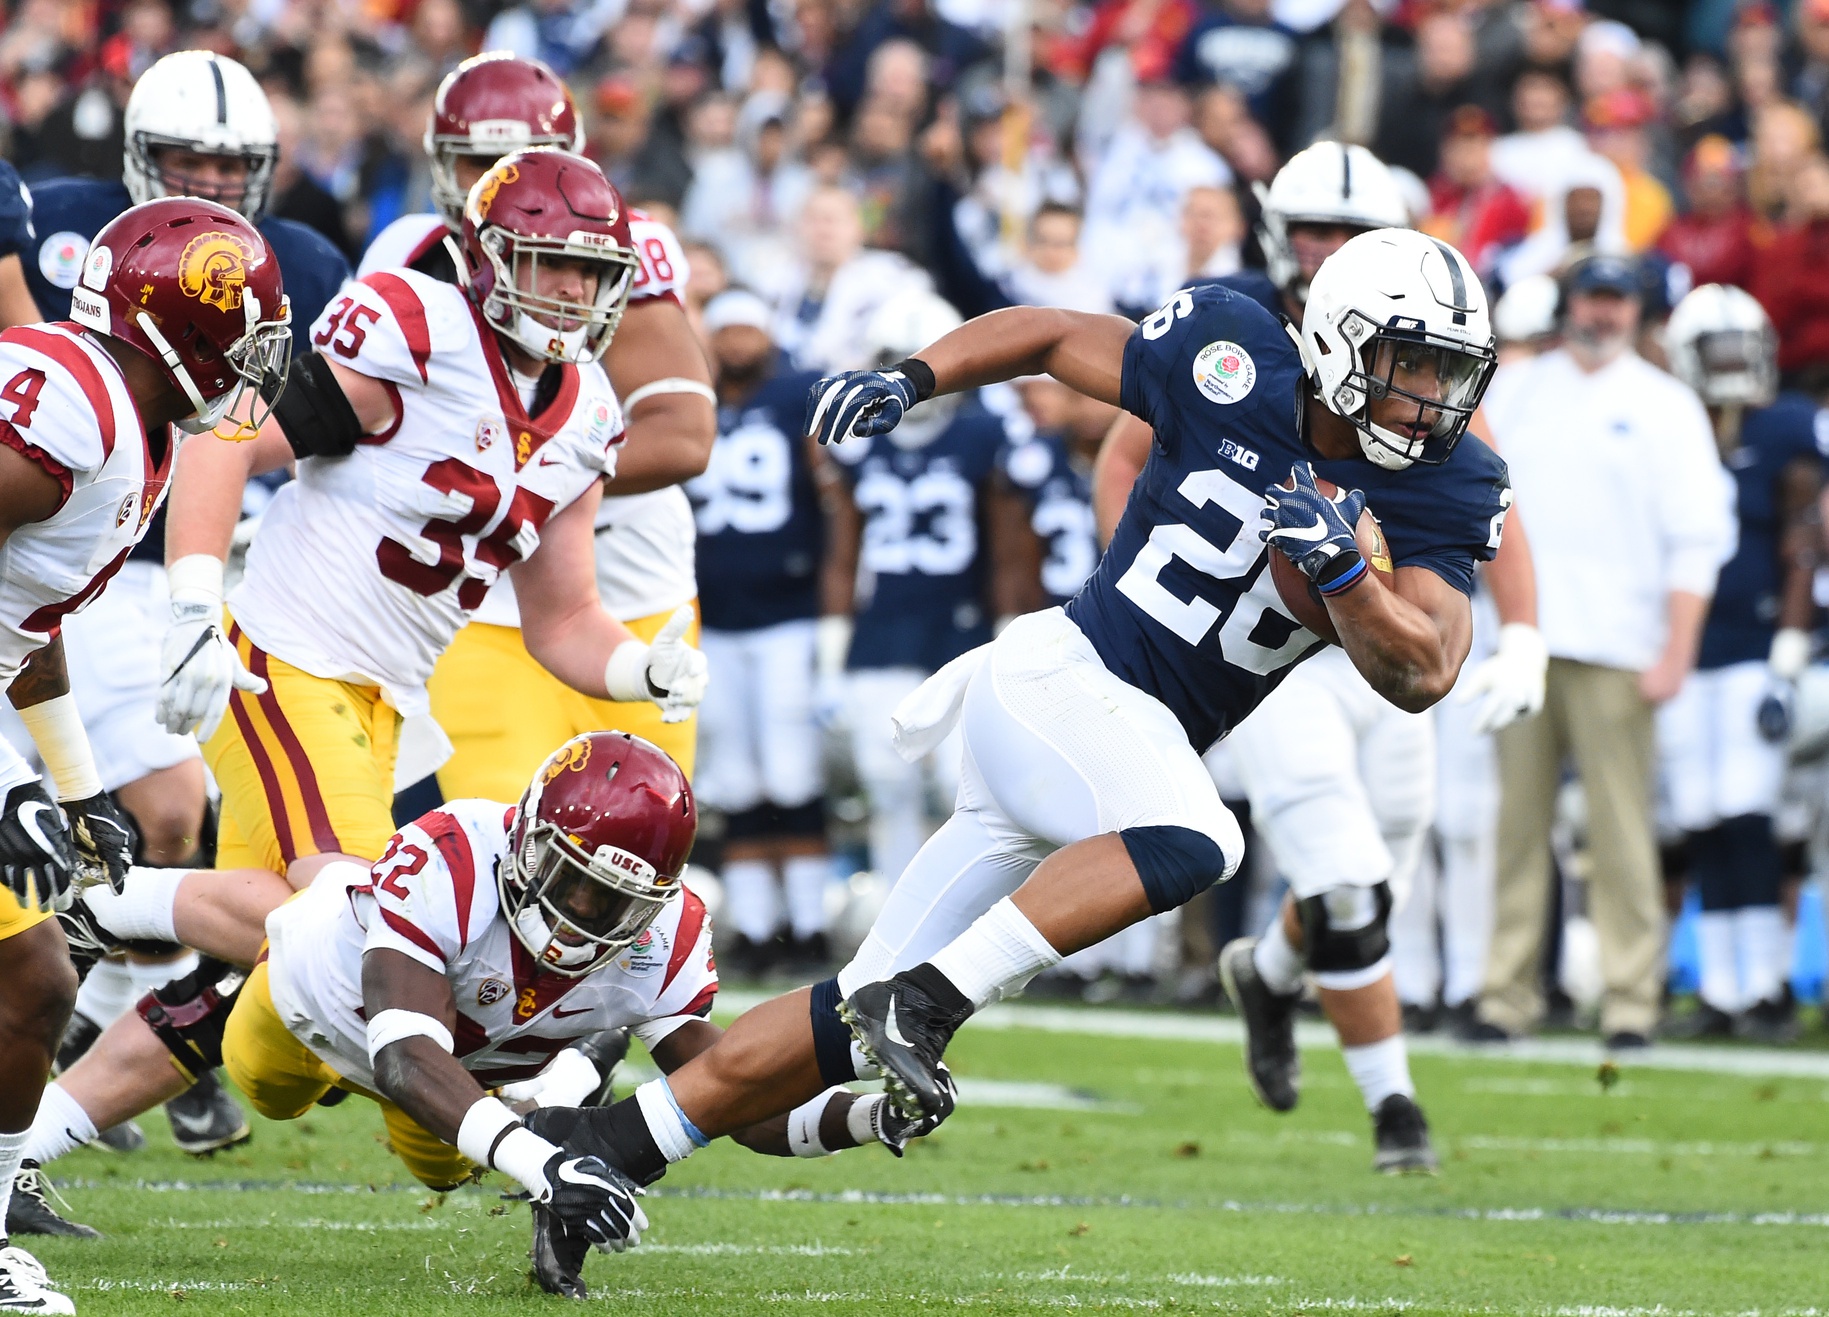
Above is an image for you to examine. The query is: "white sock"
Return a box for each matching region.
[927,898,1062,1009]
[24,1083,95,1166]
[720,859,781,944]
[84,866,189,943]
[1734,905,1791,1006]
[1342,1035,1414,1112]
[1695,911,1740,1013]
[0,1127,25,1231]
[72,958,136,1030]
[632,1078,707,1164]
[128,950,196,997]
[1253,917,1305,996]
[783,855,830,941]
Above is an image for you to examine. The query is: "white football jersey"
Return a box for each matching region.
[0,324,172,685]
[229,270,625,715]
[263,797,718,1092]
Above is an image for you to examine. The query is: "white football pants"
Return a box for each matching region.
[1658,660,1785,831]
[694,620,824,814]
[847,666,961,885]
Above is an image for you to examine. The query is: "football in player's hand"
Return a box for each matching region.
[1268,475,1394,647]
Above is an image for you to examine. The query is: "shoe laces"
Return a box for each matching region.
[13,1165,77,1218]
[0,1245,50,1287]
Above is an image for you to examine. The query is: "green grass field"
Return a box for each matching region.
[29,1001,1829,1316]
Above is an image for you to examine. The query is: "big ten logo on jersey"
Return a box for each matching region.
[855,453,977,577]
[690,414,796,536]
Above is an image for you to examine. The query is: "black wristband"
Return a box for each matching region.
[891,357,937,402]
[1316,548,1368,596]
[486,1118,523,1169]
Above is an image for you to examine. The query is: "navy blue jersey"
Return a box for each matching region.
[25,178,352,562]
[24,178,349,335]
[1699,393,1827,669]
[1000,431,1097,607]
[688,366,827,632]
[1063,283,1511,749]
[1189,267,1284,320]
[0,160,33,260]
[831,398,1009,671]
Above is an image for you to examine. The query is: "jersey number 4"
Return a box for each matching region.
[1117,466,1316,674]
[377,459,556,609]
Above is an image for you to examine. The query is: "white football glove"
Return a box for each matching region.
[156,556,267,740]
[499,1047,605,1109]
[1455,622,1547,735]
[603,605,707,724]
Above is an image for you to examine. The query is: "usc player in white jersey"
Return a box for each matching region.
[220,732,928,1297]
[0,196,290,1314]
[25,150,710,1209]
[361,52,715,787]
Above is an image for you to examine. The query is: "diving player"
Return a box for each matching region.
[0,196,291,1312]
[19,48,350,1155]
[820,289,1035,889]
[222,732,927,1297]
[684,291,831,972]
[361,52,716,789]
[1659,284,1822,1043]
[511,229,1512,1189]
[22,152,708,1198]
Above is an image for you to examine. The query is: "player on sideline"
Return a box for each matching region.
[17,48,350,1156]
[361,51,716,788]
[1095,142,1545,1172]
[503,229,1512,1189]
[0,196,291,1312]
[223,731,928,1297]
[1659,285,1821,1042]
[23,151,709,1204]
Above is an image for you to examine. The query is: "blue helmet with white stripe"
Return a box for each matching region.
[1300,228,1497,470]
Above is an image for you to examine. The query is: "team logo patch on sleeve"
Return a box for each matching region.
[1192,340,1256,405]
[178,232,254,312]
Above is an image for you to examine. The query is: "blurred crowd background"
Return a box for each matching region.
[11,0,1829,1044]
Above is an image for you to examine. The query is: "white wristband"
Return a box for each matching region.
[365,1008,454,1065]
[621,377,717,411]
[604,639,651,702]
[455,1095,520,1166]
[167,554,225,605]
[1771,627,1811,682]
[17,693,102,801]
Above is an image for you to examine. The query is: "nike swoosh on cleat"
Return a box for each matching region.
[882,997,912,1049]
[167,1108,228,1136]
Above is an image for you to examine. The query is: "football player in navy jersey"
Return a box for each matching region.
[819,290,1035,892]
[0,160,42,331]
[1660,285,1823,1044]
[1003,377,1105,609]
[685,291,833,974]
[10,50,350,1164]
[521,229,1514,1190]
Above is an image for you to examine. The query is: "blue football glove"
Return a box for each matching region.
[1263,463,1369,595]
[805,368,922,445]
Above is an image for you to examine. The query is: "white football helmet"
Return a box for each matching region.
[1666,283,1778,409]
[123,51,279,220]
[1255,141,1410,302]
[1302,229,1497,470]
[865,290,965,446]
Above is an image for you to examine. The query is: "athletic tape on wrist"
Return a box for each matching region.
[166,554,225,604]
[18,694,102,801]
[365,1008,455,1064]
[456,1095,520,1167]
[604,639,652,702]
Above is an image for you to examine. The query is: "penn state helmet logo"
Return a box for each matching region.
[177,232,254,313]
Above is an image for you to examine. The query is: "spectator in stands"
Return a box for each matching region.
[1172,0,1300,149]
[1754,152,1829,389]
[1746,100,1818,222]
[681,98,815,282]
[1193,83,1279,184]
[769,184,931,372]
[1500,150,1629,286]
[1491,67,1590,210]
[1006,203,1115,314]
[1475,253,1735,1049]
[1787,0,1829,126]
[1659,136,1758,291]
[1054,0,1197,86]
[1373,8,1495,181]
[1120,182,1245,314]
[1586,88,1674,251]
[1423,105,1532,281]
[821,0,990,120]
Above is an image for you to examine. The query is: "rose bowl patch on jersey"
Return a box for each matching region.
[1192,340,1256,405]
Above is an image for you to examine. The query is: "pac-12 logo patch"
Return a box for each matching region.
[1192,340,1256,405]
[477,977,511,1006]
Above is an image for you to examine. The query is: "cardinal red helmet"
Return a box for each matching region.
[461,147,639,364]
[67,196,291,437]
[426,52,582,226]
[503,732,697,977]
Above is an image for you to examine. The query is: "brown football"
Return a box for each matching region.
[1267,475,1394,647]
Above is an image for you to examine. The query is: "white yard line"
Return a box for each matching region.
[716,992,1829,1080]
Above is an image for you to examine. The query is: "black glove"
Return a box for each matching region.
[541,1150,647,1252]
[0,780,79,912]
[873,1096,946,1157]
[530,1202,592,1298]
[62,792,136,893]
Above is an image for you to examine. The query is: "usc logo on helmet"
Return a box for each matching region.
[177,232,254,313]
[472,161,520,220]
[540,738,592,783]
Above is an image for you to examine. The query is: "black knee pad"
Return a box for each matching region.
[1297,882,1393,974]
[137,958,243,1084]
[771,800,826,839]
[723,804,777,842]
[1718,813,1782,908]
[1119,825,1230,914]
[808,976,859,1087]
